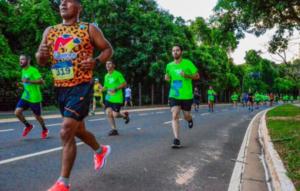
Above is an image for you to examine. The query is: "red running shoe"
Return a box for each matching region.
[41,129,49,139]
[47,181,70,191]
[94,145,111,170]
[22,125,35,137]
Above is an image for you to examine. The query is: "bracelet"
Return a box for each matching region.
[114,88,117,91]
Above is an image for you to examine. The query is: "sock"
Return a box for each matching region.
[23,120,31,128]
[95,146,103,154]
[58,177,69,188]
[42,125,47,130]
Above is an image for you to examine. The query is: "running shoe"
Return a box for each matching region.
[188,119,193,129]
[94,145,111,170]
[41,129,49,139]
[124,111,130,124]
[90,111,95,115]
[108,129,119,136]
[171,139,181,148]
[47,181,70,191]
[22,125,35,137]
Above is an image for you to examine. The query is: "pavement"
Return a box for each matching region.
[0,104,274,191]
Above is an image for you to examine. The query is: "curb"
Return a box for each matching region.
[259,111,296,191]
[227,109,269,191]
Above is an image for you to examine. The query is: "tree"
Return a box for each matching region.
[213,0,300,53]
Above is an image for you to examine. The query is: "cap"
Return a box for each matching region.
[95,78,99,81]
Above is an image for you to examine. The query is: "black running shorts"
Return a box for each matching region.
[55,81,93,121]
[169,98,193,111]
[105,101,122,113]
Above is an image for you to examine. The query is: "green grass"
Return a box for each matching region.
[267,104,300,117]
[267,105,300,190]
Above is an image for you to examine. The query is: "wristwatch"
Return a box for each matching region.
[94,57,101,70]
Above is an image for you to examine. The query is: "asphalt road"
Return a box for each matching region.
[0,104,272,191]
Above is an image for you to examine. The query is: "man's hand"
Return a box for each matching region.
[81,53,96,70]
[38,41,53,58]
[110,88,116,93]
[180,71,186,77]
[21,78,30,83]
[165,74,170,81]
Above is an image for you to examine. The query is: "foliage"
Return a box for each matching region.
[213,0,300,53]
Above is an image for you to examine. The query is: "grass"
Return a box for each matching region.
[267,104,300,117]
[266,104,300,190]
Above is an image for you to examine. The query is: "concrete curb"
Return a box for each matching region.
[259,111,296,191]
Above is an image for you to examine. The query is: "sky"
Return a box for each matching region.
[156,0,300,65]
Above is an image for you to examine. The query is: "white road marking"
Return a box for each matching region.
[201,113,210,116]
[139,113,148,116]
[0,142,84,165]
[222,109,228,111]
[0,129,14,133]
[88,118,106,122]
[47,123,61,127]
[156,112,164,114]
[164,119,183,124]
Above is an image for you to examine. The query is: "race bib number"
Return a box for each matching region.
[173,80,182,88]
[51,61,74,80]
[107,90,116,96]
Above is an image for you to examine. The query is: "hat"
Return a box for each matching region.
[94,78,99,81]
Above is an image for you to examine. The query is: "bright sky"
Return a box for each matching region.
[156,0,300,65]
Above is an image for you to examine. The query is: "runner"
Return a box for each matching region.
[193,87,200,112]
[102,60,130,136]
[36,0,113,190]
[240,94,243,106]
[284,94,289,104]
[264,94,269,106]
[231,92,238,108]
[242,93,247,106]
[15,55,49,138]
[207,86,215,112]
[124,85,134,108]
[260,93,265,105]
[290,95,294,103]
[90,78,106,115]
[247,89,254,112]
[214,92,217,106]
[254,91,260,109]
[165,44,199,148]
[269,93,274,107]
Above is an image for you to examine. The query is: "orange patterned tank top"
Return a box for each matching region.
[47,22,94,87]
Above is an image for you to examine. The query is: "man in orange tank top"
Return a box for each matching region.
[36,0,114,190]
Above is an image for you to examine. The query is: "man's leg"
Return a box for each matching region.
[124,100,127,107]
[106,107,117,130]
[75,120,100,151]
[15,108,27,125]
[171,106,181,140]
[182,110,192,122]
[34,114,46,128]
[60,117,80,178]
[130,101,133,107]
[92,100,97,112]
[112,111,126,119]
[100,102,105,110]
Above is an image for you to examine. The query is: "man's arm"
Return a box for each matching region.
[110,82,127,93]
[180,71,200,80]
[22,78,44,85]
[89,24,114,68]
[36,26,52,66]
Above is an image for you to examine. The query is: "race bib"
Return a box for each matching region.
[173,80,182,88]
[51,61,74,80]
[107,89,116,96]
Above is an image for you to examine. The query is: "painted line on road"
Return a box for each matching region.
[139,113,148,116]
[88,118,106,122]
[0,129,14,133]
[156,112,164,114]
[0,142,84,165]
[47,123,61,127]
[164,119,183,124]
[201,113,210,116]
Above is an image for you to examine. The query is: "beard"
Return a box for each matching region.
[20,62,28,68]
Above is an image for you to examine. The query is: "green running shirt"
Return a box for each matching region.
[255,94,260,101]
[207,90,215,101]
[166,59,198,100]
[231,94,238,101]
[21,66,43,103]
[104,70,125,103]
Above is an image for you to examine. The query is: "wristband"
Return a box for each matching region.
[114,88,117,91]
